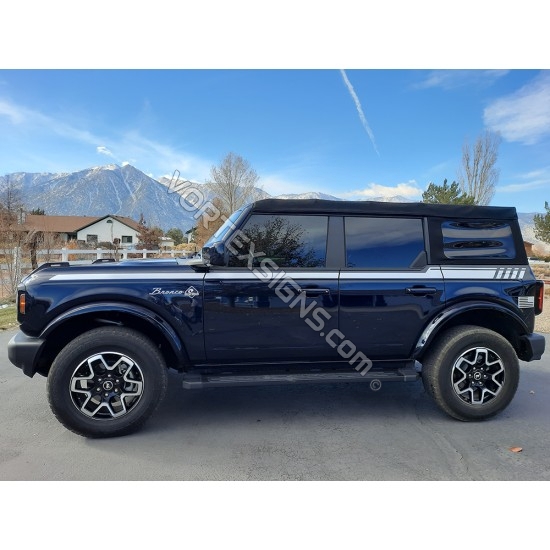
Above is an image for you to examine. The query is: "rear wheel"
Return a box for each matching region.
[47,327,168,438]
[422,325,519,421]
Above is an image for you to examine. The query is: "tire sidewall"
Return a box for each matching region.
[47,328,167,437]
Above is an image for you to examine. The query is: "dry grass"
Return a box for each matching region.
[532,264,550,281]
[0,304,17,330]
[535,294,550,334]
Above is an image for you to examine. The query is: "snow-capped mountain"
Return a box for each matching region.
[365,195,416,203]
[275,192,342,201]
[2,164,547,252]
[158,175,270,204]
[2,164,198,231]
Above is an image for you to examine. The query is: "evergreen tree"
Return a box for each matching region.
[534,201,550,245]
[422,179,475,205]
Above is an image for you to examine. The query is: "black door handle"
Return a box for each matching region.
[302,288,331,296]
[406,287,437,296]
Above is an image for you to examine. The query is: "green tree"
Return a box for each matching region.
[166,227,184,246]
[422,179,476,205]
[534,201,550,244]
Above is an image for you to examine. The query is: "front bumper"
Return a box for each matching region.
[519,333,546,361]
[7,331,46,378]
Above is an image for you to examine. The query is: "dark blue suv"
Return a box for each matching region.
[8,199,546,437]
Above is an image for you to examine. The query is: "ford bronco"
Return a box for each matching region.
[8,199,546,437]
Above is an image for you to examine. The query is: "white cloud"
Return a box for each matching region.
[499,180,549,193]
[414,70,509,90]
[0,96,104,146]
[96,146,114,157]
[498,167,550,193]
[0,98,26,123]
[118,130,212,181]
[484,71,550,144]
[260,174,312,196]
[340,70,379,156]
[342,181,422,200]
[0,96,212,180]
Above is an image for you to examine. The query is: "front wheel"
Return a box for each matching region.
[47,327,168,438]
[422,325,519,421]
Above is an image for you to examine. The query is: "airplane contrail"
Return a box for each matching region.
[340,69,379,156]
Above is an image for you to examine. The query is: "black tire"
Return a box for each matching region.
[421,325,519,421]
[47,327,168,438]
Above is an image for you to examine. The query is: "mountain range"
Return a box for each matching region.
[2,164,548,254]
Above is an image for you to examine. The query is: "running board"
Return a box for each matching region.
[181,367,419,389]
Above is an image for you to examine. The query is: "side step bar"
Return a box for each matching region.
[182,367,419,389]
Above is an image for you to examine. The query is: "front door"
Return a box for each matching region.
[203,213,339,363]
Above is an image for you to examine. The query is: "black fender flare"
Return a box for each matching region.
[413,300,528,358]
[40,301,185,360]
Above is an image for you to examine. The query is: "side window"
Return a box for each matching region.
[442,220,516,259]
[228,214,328,268]
[345,217,425,269]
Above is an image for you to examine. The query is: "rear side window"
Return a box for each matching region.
[344,217,425,269]
[442,221,516,259]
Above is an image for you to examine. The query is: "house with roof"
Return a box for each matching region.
[24,214,142,248]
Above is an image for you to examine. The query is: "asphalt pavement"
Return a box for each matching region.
[1,328,549,480]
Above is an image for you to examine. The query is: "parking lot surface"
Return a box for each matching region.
[1,328,549,480]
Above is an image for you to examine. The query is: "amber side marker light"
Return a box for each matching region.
[535,281,544,315]
[18,293,26,315]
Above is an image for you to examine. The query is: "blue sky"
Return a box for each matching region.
[2,1,549,215]
[1,69,549,213]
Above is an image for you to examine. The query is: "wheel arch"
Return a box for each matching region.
[414,301,529,362]
[35,302,187,377]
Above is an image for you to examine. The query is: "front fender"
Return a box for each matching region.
[40,301,185,359]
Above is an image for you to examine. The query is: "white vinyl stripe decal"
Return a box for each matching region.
[205,271,340,280]
[340,268,442,279]
[49,266,528,282]
[493,267,526,280]
[50,272,206,281]
[441,267,499,279]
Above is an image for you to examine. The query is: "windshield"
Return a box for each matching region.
[204,206,247,247]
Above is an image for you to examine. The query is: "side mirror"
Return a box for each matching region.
[202,242,227,266]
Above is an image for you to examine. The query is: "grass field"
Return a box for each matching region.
[0,304,17,330]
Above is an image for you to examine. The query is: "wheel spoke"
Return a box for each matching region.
[451,346,505,406]
[69,352,145,420]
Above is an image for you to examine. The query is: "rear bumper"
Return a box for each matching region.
[519,333,546,361]
[7,331,46,378]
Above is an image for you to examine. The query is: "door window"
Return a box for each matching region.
[228,214,328,268]
[345,217,425,269]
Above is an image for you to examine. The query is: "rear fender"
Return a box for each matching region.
[414,300,528,359]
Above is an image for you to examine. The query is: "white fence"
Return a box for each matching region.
[37,247,181,264]
[1,247,196,298]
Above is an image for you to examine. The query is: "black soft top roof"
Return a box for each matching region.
[250,199,518,220]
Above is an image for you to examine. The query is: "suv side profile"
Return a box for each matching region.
[8,199,546,437]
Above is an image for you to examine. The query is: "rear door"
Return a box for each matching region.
[338,216,446,360]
